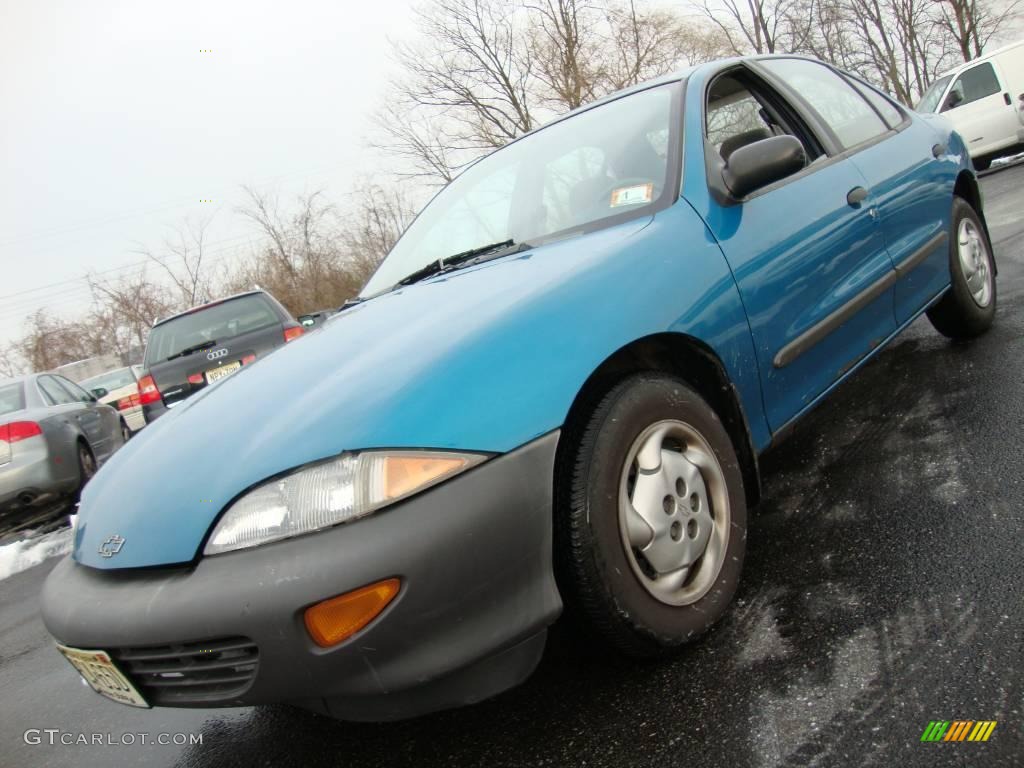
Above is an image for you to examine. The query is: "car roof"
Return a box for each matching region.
[153,289,268,328]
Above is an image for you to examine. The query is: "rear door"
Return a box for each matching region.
[692,65,898,431]
[843,76,954,323]
[941,60,1019,157]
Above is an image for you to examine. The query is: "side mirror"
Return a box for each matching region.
[90,387,108,400]
[298,315,316,328]
[943,90,963,111]
[722,136,807,199]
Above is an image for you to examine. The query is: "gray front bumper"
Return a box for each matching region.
[41,430,563,721]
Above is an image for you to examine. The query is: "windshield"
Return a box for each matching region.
[81,368,135,392]
[916,75,953,113]
[0,383,25,417]
[144,294,281,366]
[361,83,678,296]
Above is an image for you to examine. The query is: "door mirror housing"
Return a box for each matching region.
[722,136,807,199]
[90,387,108,400]
[943,90,963,111]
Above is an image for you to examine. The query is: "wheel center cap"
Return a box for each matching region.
[629,449,713,574]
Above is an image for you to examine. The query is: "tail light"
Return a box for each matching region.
[116,394,141,411]
[242,354,256,365]
[283,326,304,343]
[137,374,161,405]
[0,421,43,443]
[187,373,204,385]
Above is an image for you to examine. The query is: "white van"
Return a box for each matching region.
[916,40,1024,170]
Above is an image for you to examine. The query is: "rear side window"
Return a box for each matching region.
[38,376,76,405]
[144,294,281,367]
[760,58,888,150]
[849,79,904,128]
[0,383,25,416]
[945,62,1001,110]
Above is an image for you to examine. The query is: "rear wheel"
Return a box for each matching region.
[558,374,747,657]
[120,420,131,443]
[927,197,996,339]
[76,443,96,493]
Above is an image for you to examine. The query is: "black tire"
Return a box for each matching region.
[927,197,996,340]
[76,442,97,493]
[557,373,747,657]
[973,156,991,172]
[120,420,131,443]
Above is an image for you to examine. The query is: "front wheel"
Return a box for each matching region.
[558,374,747,657]
[927,197,996,340]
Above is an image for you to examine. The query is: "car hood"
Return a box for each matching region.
[75,218,666,568]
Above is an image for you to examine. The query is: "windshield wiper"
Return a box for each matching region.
[394,239,529,288]
[166,340,217,362]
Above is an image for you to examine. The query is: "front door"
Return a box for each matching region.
[688,66,898,431]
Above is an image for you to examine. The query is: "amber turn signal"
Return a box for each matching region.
[304,578,401,648]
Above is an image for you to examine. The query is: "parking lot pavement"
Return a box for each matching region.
[2,165,1023,768]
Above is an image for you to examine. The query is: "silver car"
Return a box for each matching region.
[0,373,128,516]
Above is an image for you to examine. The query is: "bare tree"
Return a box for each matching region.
[698,0,814,55]
[340,182,416,287]
[377,0,536,180]
[133,216,216,309]
[15,310,98,372]
[87,268,176,358]
[932,0,1023,62]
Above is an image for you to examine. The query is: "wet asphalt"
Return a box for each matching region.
[1,163,1023,768]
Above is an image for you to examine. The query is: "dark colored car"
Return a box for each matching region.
[138,290,304,422]
[1,373,127,516]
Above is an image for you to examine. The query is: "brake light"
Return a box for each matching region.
[283,326,304,343]
[116,394,141,411]
[0,421,42,443]
[241,354,256,365]
[137,374,161,405]
[187,373,204,385]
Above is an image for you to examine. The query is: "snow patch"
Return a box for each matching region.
[0,516,75,581]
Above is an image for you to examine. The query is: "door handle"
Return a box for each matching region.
[847,186,869,206]
[1005,92,1012,106]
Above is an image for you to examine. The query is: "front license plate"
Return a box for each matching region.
[206,361,241,384]
[57,644,149,708]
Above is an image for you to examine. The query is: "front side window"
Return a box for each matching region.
[38,376,75,406]
[945,62,1001,110]
[56,377,94,403]
[362,84,677,296]
[916,75,953,113]
[760,59,888,150]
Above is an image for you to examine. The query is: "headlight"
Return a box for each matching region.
[204,451,486,555]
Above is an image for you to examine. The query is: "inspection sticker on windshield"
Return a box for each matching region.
[610,183,653,208]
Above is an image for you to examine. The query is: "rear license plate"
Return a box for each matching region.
[56,644,149,708]
[206,361,241,384]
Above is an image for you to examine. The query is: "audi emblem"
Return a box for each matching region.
[207,348,228,360]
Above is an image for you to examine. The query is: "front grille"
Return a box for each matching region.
[110,636,259,705]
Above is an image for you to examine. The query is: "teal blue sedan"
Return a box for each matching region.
[42,55,995,721]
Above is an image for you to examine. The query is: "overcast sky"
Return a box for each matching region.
[0,0,417,343]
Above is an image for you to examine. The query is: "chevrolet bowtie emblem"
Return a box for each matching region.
[98,534,126,558]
